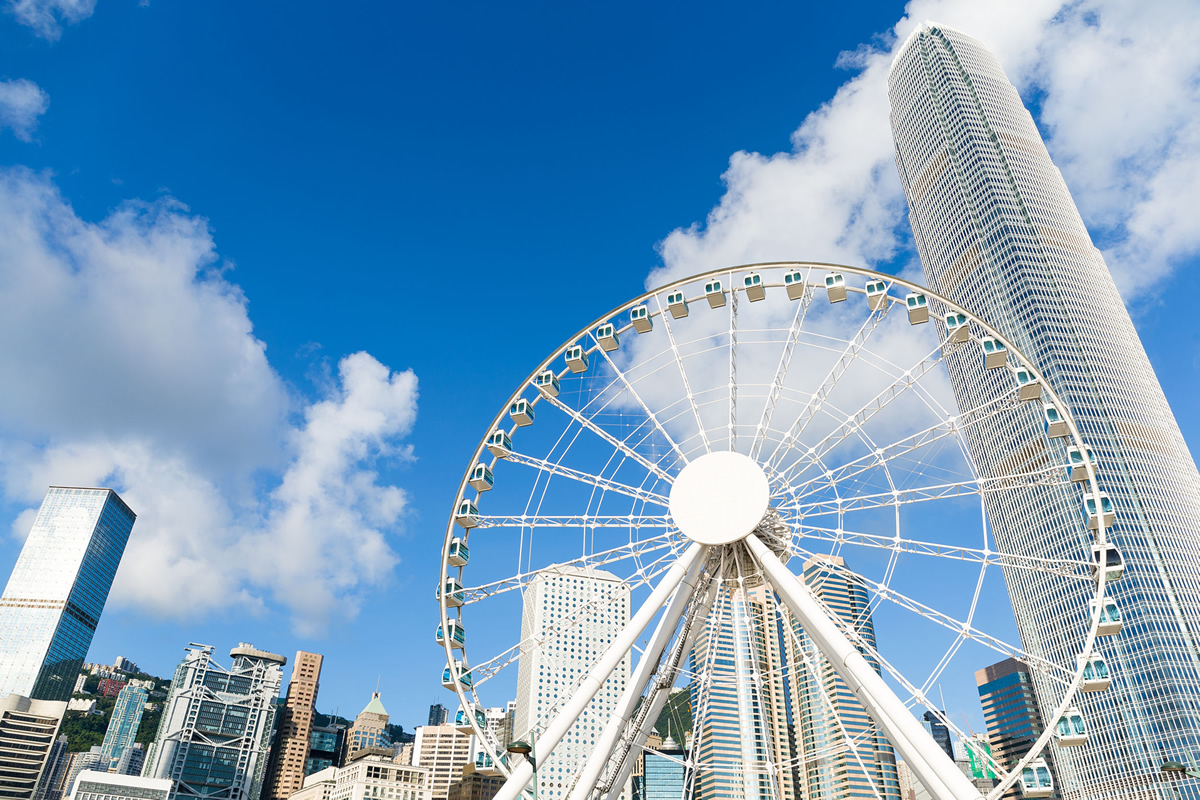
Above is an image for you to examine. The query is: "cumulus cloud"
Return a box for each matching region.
[7,0,94,40]
[0,169,418,632]
[654,0,1200,302]
[0,79,49,142]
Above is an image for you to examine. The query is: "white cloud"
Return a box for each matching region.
[0,79,49,142]
[654,0,1200,302]
[0,169,419,632]
[7,0,94,40]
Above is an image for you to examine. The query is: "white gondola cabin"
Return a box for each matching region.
[784,269,806,300]
[454,499,478,529]
[534,370,560,398]
[1014,367,1041,401]
[906,292,929,324]
[486,429,512,458]
[1090,597,1123,636]
[1090,541,1124,581]
[469,463,494,492]
[455,706,485,735]
[865,280,888,311]
[509,398,534,426]
[448,537,470,567]
[442,659,473,691]
[705,279,727,309]
[597,324,619,351]
[945,312,969,344]
[1079,654,1111,692]
[1043,404,1069,439]
[1020,759,1054,798]
[437,577,465,608]
[981,337,1008,369]
[1084,492,1115,531]
[744,272,765,302]
[666,291,689,319]
[825,272,847,303]
[565,345,588,374]
[1055,709,1087,747]
[630,305,653,333]
[436,620,466,649]
[1067,446,1097,483]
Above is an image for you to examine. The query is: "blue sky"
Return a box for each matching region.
[0,0,1198,734]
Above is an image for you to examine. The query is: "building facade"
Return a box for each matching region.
[446,763,503,800]
[920,712,953,762]
[975,659,1057,800]
[889,22,1200,800]
[33,736,69,800]
[67,771,171,800]
[0,488,136,702]
[411,726,471,800]
[143,644,285,800]
[292,753,430,800]
[348,694,390,759]
[307,724,347,776]
[100,685,148,768]
[265,651,323,800]
[512,565,631,800]
[0,695,67,800]
[427,707,447,728]
[640,739,685,800]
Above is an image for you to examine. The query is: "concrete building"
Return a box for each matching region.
[65,699,98,715]
[33,736,69,800]
[446,763,503,800]
[411,726,471,800]
[112,745,144,778]
[0,489,136,703]
[427,706,447,728]
[61,751,104,799]
[112,659,138,676]
[512,565,631,800]
[310,752,430,800]
[100,685,148,769]
[976,659,1057,800]
[0,694,68,800]
[144,644,285,800]
[265,652,323,800]
[890,22,1200,800]
[348,694,390,759]
[97,681,126,699]
[67,772,171,800]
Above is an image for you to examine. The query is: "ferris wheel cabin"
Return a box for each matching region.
[1079,654,1111,692]
[784,269,806,300]
[535,370,560,398]
[1014,367,1041,401]
[705,279,727,309]
[469,463,494,492]
[448,537,470,567]
[509,399,534,426]
[1043,404,1069,439]
[1090,541,1124,581]
[630,305,653,333]
[905,292,929,324]
[565,345,588,374]
[981,336,1008,369]
[1020,759,1054,798]
[865,280,888,311]
[945,312,969,343]
[455,706,485,735]
[744,272,765,302]
[666,291,689,319]
[1055,708,1088,747]
[454,499,479,529]
[1090,597,1123,636]
[825,272,847,303]
[437,577,465,608]
[486,429,512,458]
[1084,492,1116,531]
[436,619,466,650]
[596,324,619,351]
[1067,446,1097,483]
[441,659,473,691]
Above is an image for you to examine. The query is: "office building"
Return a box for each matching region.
[112,745,144,778]
[66,772,171,800]
[100,685,148,768]
[0,488,136,702]
[307,724,346,775]
[920,712,954,762]
[265,651,323,800]
[411,726,471,800]
[975,659,1057,800]
[513,565,631,800]
[890,22,1200,800]
[0,695,67,800]
[61,751,104,799]
[143,643,285,800]
[447,763,503,800]
[292,752,430,800]
[348,693,390,759]
[640,737,685,800]
[427,706,448,727]
[33,736,69,800]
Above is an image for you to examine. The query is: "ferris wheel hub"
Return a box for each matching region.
[669,451,770,545]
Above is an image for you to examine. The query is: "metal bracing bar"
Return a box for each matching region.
[506,450,671,507]
[565,555,706,800]
[751,282,813,460]
[598,578,719,800]
[744,534,985,800]
[492,542,707,800]
[472,514,673,530]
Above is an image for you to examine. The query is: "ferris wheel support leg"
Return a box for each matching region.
[744,534,985,800]
[493,542,709,800]
[566,552,706,800]
[598,578,718,800]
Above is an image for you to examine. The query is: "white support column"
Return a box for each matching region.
[744,534,984,800]
[566,553,705,800]
[493,542,708,800]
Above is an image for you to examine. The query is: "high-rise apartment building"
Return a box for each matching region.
[889,23,1200,800]
[975,659,1056,800]
[33,736,69,800]
[428,706,448,727]
[347,693,390,758]
[144,644,285,800]
[265,651,323,800]
[512,565,631,800]
[0,694,68,800]
[0,488,136,702]
[99,685,147,769]
[412,725,471,800]
[112,745,143,778]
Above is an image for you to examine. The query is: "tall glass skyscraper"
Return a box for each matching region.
[0,487,136,702]
[889,23,1200,800]
[99,684,147,768]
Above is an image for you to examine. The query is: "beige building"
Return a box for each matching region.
[348,693,390,758]
[289,752,429,800]
[411,725,471,800]
[266,652,324,800]
[0,694,67,800]
[446,764,503,800]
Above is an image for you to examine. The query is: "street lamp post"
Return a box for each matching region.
[508,740,536,800]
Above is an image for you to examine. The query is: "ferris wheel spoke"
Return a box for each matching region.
[505,450,671,507]
[750,282,814,460]
[652,292,712,455]
[763,300,892,475]
[471,513,673,530]
[728,279,738,451]
[541,393,676,484]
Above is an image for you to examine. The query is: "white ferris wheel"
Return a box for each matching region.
[436,264,1118,800]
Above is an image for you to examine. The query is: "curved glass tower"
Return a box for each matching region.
[888,22,1200,800]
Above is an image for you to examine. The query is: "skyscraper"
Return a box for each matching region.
[512,565,631,800]
[428,705,449,727]
[889,22,1200,800]
[920,713,953,762]
[0,694,67,800]
[347,692,390,758]
[99,685,147,769]
[144,643,285,800]
[265,651,323,800]
[0,488,136,702]
[975,659,1056,800]
[412,724,472,800]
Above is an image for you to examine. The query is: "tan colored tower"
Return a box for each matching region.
[265,651,324,800]
[412,724,472,800]
[347,692,390,757]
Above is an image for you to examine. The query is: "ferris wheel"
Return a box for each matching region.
[436,263,1119,800]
